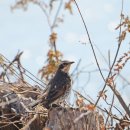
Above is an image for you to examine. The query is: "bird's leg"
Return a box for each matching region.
[58,99,70,108]
[51,104,60,108]
[50,99,62,108]
[64,100,70,108]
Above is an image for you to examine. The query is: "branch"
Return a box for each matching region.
[73,0,105,82]
[94,0,124,107]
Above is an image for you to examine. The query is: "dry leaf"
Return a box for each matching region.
[50,32,57,44]
[76,97,84,108]
[85,104,95,111]
[98,90,107,100]
[65,0,74,14]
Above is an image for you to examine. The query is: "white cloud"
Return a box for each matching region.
[103,3,114,13]
[107,21,118,32]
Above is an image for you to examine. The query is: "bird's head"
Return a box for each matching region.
[58,60,74,73]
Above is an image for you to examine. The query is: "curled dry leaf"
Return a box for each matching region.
[76,97,84,108]
[114,50,130,75]
[38,62,57,80]
[106,74,116,86]
[65,0,74,14]
[48,50,62,59]
[39,49,63,80]
[98,90,107,100]
[49,32,57,44]
[118,31,126,43]
[48,50,55,58]
[116,15,130,43]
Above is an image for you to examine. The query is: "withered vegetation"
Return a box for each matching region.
[0,53,104,130]
[1,0,130,130]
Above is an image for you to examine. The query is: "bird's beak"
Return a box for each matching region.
[68,61,75,64]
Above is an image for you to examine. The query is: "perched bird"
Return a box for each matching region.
[30,61,74,109]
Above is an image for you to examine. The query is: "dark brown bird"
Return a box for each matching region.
[43,60,74,108]
[30,61,74,109]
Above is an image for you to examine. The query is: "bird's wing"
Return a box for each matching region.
[46,78,71,104]
[46,84,66,102]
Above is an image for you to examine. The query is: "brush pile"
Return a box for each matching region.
[0,83,104,130]
[0,82,48,130]
[0,53,104,130]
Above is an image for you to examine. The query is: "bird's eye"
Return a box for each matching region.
[59,64,64,69]
[59,63,67,69]
[63,63,67,66]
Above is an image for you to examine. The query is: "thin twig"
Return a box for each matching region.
[105,94,115,127]
[0,53,46,88]
[51,0,63,30]
[73,0,105,82]
[34,1,51,29]
[51,0,63,62]
[71,59,81,76]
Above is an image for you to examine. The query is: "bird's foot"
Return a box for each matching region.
[51,104,61,108]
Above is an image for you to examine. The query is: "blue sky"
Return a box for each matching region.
[0,0,130,110]
[0,0,123,72]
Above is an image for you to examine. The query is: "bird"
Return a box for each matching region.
[30,60,74,109]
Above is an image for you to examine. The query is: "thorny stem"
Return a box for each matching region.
[101,1,130,119]
[94,0,123,107]
[95,0,130,118]
[74,0,130,117]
